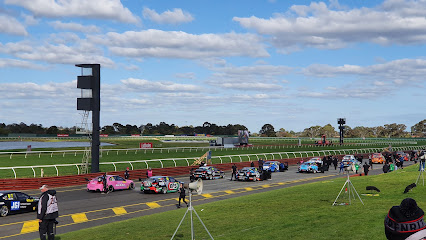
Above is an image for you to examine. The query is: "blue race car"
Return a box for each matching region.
[298,162,319,173]
[262,161,280,172]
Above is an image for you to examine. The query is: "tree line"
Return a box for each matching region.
[0,119,425,138]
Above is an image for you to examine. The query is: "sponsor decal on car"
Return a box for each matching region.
[11,201,20,211]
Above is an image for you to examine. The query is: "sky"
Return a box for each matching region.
[0,0,425,133]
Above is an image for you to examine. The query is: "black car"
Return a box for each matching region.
[0,191,39,217]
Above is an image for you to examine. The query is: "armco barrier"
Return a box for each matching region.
[0,153,378,190]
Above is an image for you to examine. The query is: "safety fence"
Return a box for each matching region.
[0,140,417,160]
[1,145,424,179]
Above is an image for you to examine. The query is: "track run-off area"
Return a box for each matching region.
[0,160,407,240]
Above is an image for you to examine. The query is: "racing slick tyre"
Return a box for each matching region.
[253,177,257,182]
[162,187,168,194]
[0,206,9,217]
[108,185,114,192]
[129,183,135,190]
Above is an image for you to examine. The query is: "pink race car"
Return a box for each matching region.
[86,175,135,192]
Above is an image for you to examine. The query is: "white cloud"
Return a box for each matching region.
[91,29,269,59]
[23,14,39,25]
[0,15,27,36]
[121,78,201,92]
[0,40,114,67]
[0,58,44,69]
[143,7,194,24]
[49,21,101,33]
[0,81,77,100]
[233,0,426,50]
[4,0,139,23]
[206,64,291,90]
[175,72,196,79]
[303,59,426,82]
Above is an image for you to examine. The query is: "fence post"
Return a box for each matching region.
[75,164,80,175]
[159,160,164,168]
[54,165,59,176]
[12,168,16,179]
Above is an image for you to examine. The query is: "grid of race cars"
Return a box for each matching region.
[1,151,421,217]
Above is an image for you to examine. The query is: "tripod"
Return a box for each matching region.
[332,170,364,206]
[416,164,424,186]
[171,191,214,240]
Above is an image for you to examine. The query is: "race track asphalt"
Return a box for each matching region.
[0,160,414,240]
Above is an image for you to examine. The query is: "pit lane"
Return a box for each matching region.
[0,161,412,240]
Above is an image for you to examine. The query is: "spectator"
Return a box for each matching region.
[383,163,390,173]
[332,157,338,170]
[339,161,345,174]
[419,152,425,171]
[385,198,426,240]
[177,183,188,208]
[250,161,254,167]
[363,163,370,176]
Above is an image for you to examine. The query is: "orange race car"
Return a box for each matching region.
[371,153,385,164]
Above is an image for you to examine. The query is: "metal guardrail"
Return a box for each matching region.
[1,145,424,179]
[0,141,417,159]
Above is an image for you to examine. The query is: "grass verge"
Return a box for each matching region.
[54,164,426,240]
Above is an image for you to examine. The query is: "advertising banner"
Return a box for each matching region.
[139,142,153,148]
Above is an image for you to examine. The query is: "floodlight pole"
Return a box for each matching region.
[76,64,100,173]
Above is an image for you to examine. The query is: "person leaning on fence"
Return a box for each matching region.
[37,185,59,240]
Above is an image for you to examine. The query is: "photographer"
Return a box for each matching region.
[37,185,59,240]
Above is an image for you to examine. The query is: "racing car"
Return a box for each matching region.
[342,155,360,167]
[191,166,225,180]
[86,175,135,192]
[306,157,323,164]
[371,153,385,164]
[262,161,280,172]
[298,162,319,173]
[236,167,261,181]
[141,176,181,194]
[0,191,39,217]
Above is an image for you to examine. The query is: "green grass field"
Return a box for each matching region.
[53,164,426,240]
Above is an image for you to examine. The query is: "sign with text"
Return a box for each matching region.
[100,134,109,137]
[139,142,153,149]
[57,134,69,137]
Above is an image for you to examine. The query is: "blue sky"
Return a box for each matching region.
[0,0,425,133]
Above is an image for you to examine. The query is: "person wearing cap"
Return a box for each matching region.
[37,185,59,240]
[385,198,426,240]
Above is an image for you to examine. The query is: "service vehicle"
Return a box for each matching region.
[141,176,181,194]
[236,167,261,181]
[0,191,39,217]
[298,162,319,173]
[371,153,385,164]
[86,175,135,192]
[191,166,224,180]
[262,161,280,172]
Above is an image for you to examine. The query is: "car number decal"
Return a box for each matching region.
[168,182,179,190]
[11,201,20,211]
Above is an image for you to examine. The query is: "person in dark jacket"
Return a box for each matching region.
[102,173,108,194]
[363,163,370,176]
[383,163,390,173]
[332,157,338,170]
[231,164,237,181]
[177,183,188,208]
[37,185,59,240]
[124,167,130,179]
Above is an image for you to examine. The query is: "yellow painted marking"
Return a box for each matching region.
[202,194,213,198]
[20,220,39,234]
[225,190,234,194]
[146,202,161,208]
[71,213,88,223]
[277,182,286,185]
[261,184,270,188]
[112,207,127,215]
[245,187,254,191]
